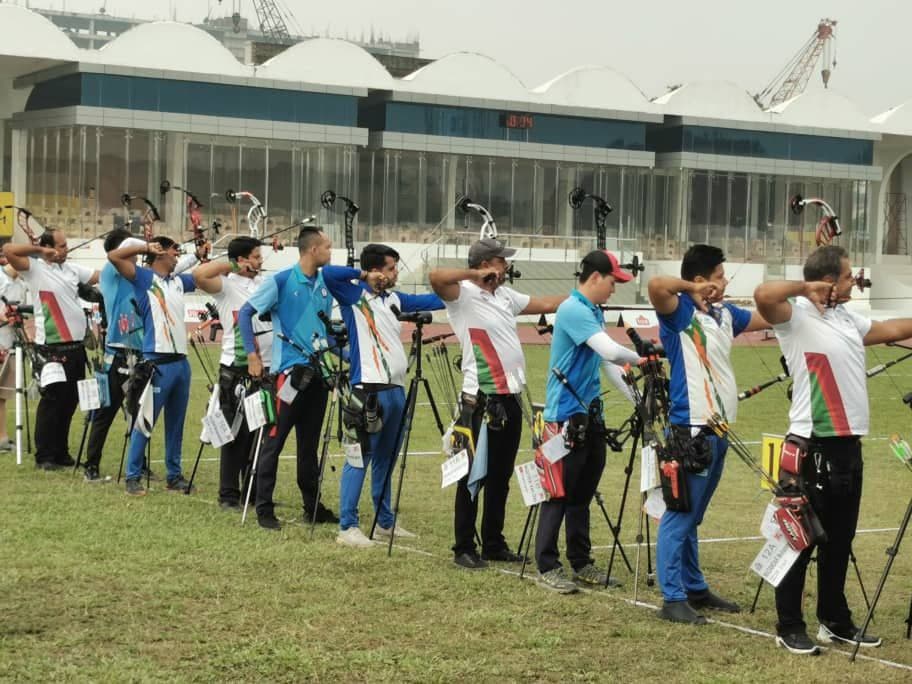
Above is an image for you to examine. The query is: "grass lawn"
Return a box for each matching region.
[1,343,910,682]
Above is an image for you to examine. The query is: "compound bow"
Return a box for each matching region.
[120,193,161,242]
[1,205,45,245]
[456,197,522,283]
[320,190,359,268]
[225,189,267,240]
[160,180,213,261]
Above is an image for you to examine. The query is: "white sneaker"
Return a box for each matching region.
[373,523,417,539]
[336,526,374,548]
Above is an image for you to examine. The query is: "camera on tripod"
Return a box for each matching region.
[390,304,432,326]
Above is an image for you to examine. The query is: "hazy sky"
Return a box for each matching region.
[15,0,909,115]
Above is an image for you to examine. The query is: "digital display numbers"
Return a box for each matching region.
[501,113,534,129]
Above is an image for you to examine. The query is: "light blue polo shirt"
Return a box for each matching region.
[245,263,334,373]
[544,289,607,422]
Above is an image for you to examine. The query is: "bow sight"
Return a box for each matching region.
[321,190,359,268]
[569,187,612,250]
[790,194,842,246]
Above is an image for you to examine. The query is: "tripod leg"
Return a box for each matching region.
[73,411,91,474]
[185,441,206,495]
[851,496,912,662]
[146,438,152,490]
[848,548,872,614]
[634,503,645,604]
[386,378,421,557]
[310,382,339,539]
[516,505,535,557]
[645,498,654,586]
[520,504,539,580]
[242,427,265,525]
[24,377,31,454]
[14,346,22,466]
[749,577,765,614]
[905,594,911,639]
[368,378,416,540]
[420,377,444,436]
[606,430,640,580]
[596,491,634,577]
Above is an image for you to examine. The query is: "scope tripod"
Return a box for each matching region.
[370,317,445,556]
[851,495,912,661]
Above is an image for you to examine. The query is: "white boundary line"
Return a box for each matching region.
[163,489,912,673]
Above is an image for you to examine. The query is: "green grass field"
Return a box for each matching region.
[1,343,910,682]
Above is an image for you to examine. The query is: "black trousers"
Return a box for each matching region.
[35,346,86,465]
[453,394,523,556]
[535,419,607,573]
[218,365,258,505]
[84,350,130,469]
[775,436,864,635]
[255,370,328,518]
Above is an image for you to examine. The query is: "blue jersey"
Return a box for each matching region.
[244,263,333,374]
[322,265,443,386]
[544,290,607,423]
[101,262,142,351]
[659,293,751,426]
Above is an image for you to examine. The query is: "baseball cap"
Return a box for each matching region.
[579,249,634,283]
[468,238,517,266]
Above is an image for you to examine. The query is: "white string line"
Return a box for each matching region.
[590,527,901,551]
[145,487,912,672]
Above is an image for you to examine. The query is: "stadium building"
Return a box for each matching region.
[2,5,912,312]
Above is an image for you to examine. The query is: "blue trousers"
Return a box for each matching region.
[656,433,728,602]
[339,386,406,531]
[125,358,191,481]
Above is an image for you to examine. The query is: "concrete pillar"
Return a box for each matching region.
[0,119,6,192]
[164,132,186,233]
[10,128,28,243]
[445,155,457,231]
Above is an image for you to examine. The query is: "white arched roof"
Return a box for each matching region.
[871,101,912,136]
[0,5,79,60]
[654,80,768,122]
[769,89,874,132]
[256,38,392,89]
[92,21,249,76]
[399,52,528,101]
[533,65,657,114]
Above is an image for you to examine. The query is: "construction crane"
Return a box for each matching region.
[754,18,837,110]
[219,0,293,42]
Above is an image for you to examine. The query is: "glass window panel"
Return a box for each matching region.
[267,147,292,227]
[512,158,534,232]
[213,144,240,233]
[98,128,126,230]
[397,150,420,225]
[490,157,513,231]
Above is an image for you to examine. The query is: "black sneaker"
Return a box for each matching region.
[35,461,64,471]
[258,514,281,531]
[817,622,882,648]
[219,500,241,511]
[303,503,339,524]
[55,454,76,467]
[658,600,708,625]
[481,547,527,563]
[454,551,488,570]
[166,475,195,493]
[687,589,741,613]
[141,466,160,482]
[83,465,110,483]
[776,631,821,655]
[125,478,146,497]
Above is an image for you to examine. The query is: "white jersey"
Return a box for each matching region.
[0,271,26,349]
[774,297,872,438]
[445,281,530,395]
[213,273,273,368]
[19,258,93,345]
